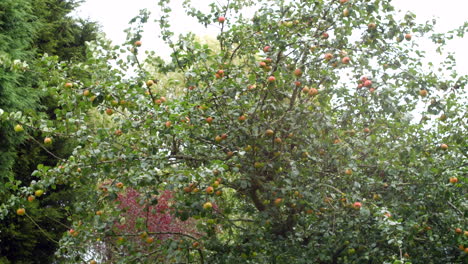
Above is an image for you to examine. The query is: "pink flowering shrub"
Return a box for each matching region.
[114,188,200,240]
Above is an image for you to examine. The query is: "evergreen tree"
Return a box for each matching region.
[0,0,98,263]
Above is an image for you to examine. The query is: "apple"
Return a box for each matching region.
[353,202,362,209]
[302,87,310,93]
[321,32,329,39]
[116,182,124,188]
[69,229,78,237]
[341,56,350,64]
[134,40,142,46]
[464,231,468,237]
[364,80,372,87]
[455,228,463,234]
[368,23,377,30]
[343,8,350,17]
[215,190,222,196]
[267,76,276,82]
[259,61,267,67]
[206,186,214,194]
[44,137,52,145]
[254,162,265,169]
[146,237,154,243]
[218,16,226,23]
[294,81,301,87]
[27,195,35,202]
[146,80,154,86]
[264,57,273,64]
[324,53,333,60]
[439,114,447,121]
[83,89,90,96]
[215,136,222,142]
[340,0,348,3]
[192,241,200,248]
[449,177,458,184]
[17,208,26,216]
[363,127,370,133]
[76,167,81,173]
[14,124,24,132]
[89,260,97,264]
[357,83,363,89]
[64,82,73,88]
[265,129,274,136]
[263,46,271,52]
[440,143,448,150]
[221,133,228,140]
[105,108,113,115]
[274,137,282,144]
[274,198,283,206]
[115,129,123,136]
[96,210,103,216]
[217,69,224,76]
[160,96,166,103]
[419,90,428,97]
[238,115,246,121]
[213,180,220,188]
[308,88,318,96]
[369,87,376,93]
[165,121,172,128]
[405,33,412,41]
[203,202,213,210]
[345,169,352,175]
[293,68,302,77]
[206,117,214,124]
[154,99,162,105]
[35,189,44,197]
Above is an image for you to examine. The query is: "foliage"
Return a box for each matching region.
[1,0,467,263]
[0,0,98,263]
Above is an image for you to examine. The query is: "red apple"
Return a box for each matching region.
[308,88,318,96]
[17,208,26,216]
[206,186,214,194]
[263,46,271,52]
[43,137,52,145]
[206,117,214,124]
[449,177,458,184]
[405,33,412,41]
[321,32,329,39]
[353,202,362,209]
[342,56,350,64]
[294,68,303,77]
[218,16,226,23]
[64,82,73,88]
[267,76,276,82]
[134,40,142,47]
[324,53,333,60]
[364,80,372,87]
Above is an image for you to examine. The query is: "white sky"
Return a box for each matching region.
[73,0,468,75]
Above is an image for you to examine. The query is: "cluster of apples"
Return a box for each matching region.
[182,177,223,210]
[356,76,376,93]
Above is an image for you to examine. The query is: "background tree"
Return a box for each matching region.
[1,0,467,263]
[0,0,98,263]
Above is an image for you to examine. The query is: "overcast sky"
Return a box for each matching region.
[73,0,468,74]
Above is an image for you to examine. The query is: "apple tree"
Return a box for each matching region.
[1,0,467,263]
